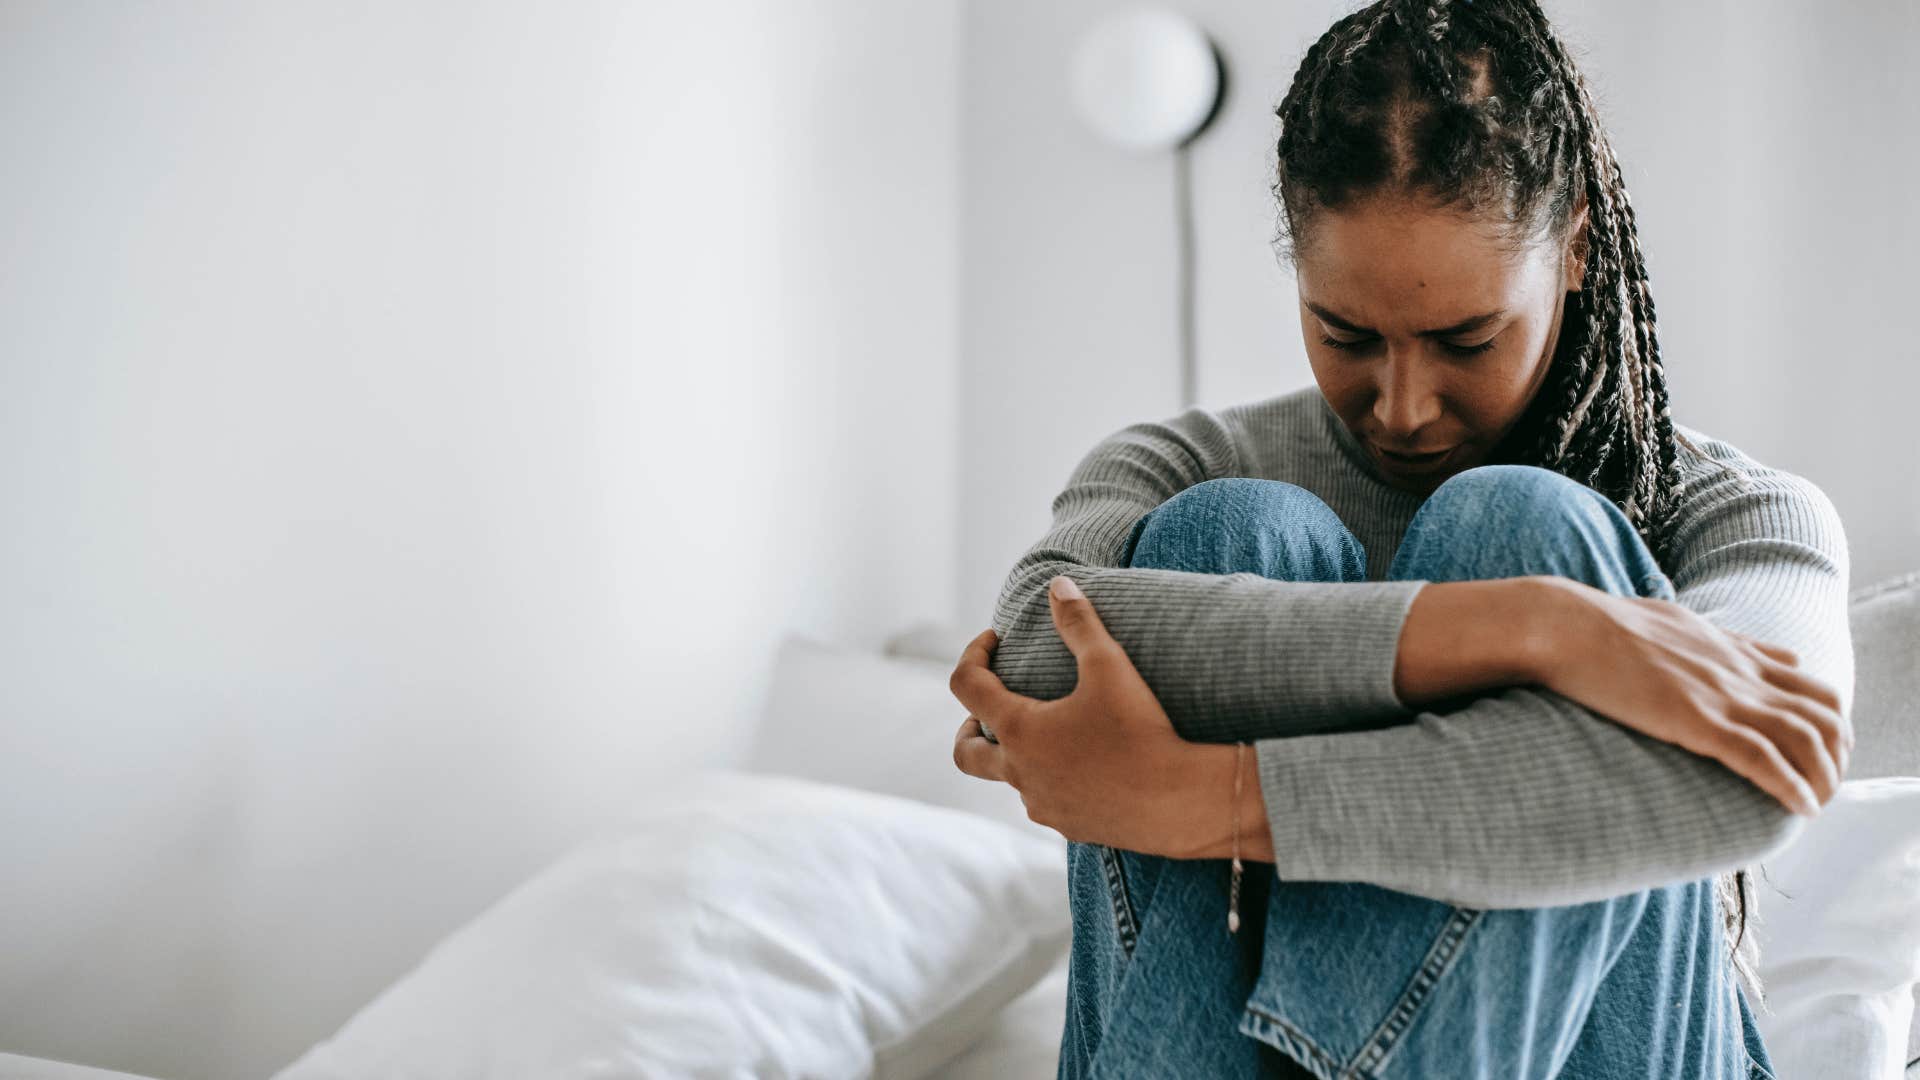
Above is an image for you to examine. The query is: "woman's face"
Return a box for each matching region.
[1294,195,1587,495]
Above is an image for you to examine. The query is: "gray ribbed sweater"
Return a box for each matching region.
[988,385,1854,910]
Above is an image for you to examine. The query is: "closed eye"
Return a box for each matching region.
[1319,334,1375,352]
[1319,334,1498,358]
[1442,337,1498,357]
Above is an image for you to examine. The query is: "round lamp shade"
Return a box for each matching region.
[1070,8,1224,153]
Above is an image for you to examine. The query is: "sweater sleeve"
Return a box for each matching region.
[1253,458,1854,909]
[983,406,1428,744]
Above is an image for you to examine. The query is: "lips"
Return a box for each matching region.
[1376,445,1450,460]
[1369,440,1459,472]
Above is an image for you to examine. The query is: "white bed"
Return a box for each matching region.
[0,978,1078,1080]
[6,574,1917,1080]
[928,956,1071,1080]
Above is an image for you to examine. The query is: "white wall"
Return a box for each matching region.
[958,0,1920,619]
[0,2,958,1077]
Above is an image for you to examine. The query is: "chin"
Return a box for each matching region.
[1382,450,1480,495]
[1392,472,1451,496]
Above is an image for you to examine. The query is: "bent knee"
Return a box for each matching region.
[1391,465,1664,594]
[1148,477,1337,524]
[1421,465,1628,550]
[1426,465,1609,524]
[1128,478,1365,580]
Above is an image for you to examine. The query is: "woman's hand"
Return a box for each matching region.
[1535,576,1852,817]
[948,574,1223,858]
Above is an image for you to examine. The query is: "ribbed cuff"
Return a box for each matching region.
[1321,578,1426,717]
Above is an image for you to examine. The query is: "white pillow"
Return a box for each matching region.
[272,770,1071,1080]
[1751,777,1920,1079]
[747,634,1061,847]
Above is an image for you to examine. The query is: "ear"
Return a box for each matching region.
[1563,194,1590,292]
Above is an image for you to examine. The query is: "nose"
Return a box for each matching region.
[1372,350,1443,441]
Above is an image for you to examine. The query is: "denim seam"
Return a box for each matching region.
[1097,844,1139,958]
[1348,906,1484,1075]
[1237,1007,1345,1080]
[1239,906,1483,1080]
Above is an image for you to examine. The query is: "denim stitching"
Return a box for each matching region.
[1347,906,1484,1075]
[1097,844,1139,957]
[1238,1007,1344,1080]
[1240,906,1483,1079]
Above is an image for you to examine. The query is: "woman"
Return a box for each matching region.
[948,1,1854,1077]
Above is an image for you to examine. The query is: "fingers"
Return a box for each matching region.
[1742,701,1841,807]
[1760,656,1845,715]
[1705,721,1822,817]
[1733,633,1852,776]
[949,628,1027,732]
[1735,633,1801,669]
[1750,647,1847,721]
[1046,574,1121,673]
[952,715,1007,783]
[1760,667,1852,777]
[1710,634,1844,811]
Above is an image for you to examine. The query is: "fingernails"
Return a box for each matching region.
[1050,574,1084,601]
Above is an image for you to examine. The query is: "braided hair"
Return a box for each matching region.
[1271,0,1763,1000]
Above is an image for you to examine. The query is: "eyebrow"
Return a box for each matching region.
[1305,300,1506,338]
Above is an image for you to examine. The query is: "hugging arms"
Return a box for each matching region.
[949,407,1853,910]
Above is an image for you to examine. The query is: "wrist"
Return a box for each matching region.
[1180,741,1272,862]
[1513,575,1593,689]
[1395,577,1563,706]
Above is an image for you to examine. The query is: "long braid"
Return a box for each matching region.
[1272,0,1762,1004]
[1487,3,1752,989]
[1501,0,1696,544]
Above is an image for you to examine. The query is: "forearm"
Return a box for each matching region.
[1180,576,1701,879]
[1185,623,1813,899]
[994,565,1570,746]
[1201,556,1842,908]
[1248,688,1807,909]
[990,560,1426,743]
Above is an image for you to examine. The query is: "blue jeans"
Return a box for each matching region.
[1059,465,1776,1080]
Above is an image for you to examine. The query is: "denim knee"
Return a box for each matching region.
[1125,477,1367,583]
[1386,464,1673,599]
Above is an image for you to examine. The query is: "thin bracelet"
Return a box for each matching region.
[1228,740,1246,934]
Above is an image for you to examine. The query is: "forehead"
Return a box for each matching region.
[1294,197,1552,324]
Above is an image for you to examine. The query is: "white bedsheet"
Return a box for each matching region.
[0,958,1073,1080]
[0,951,1070,1080]
[929,947,1070,1079]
